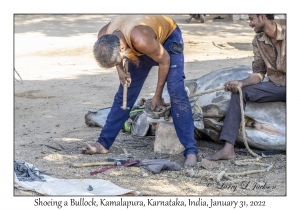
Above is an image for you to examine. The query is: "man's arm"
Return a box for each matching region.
[97,23,110,38]
[225,38,266,93]
[131,26,170,109]
[116,61,131,87]
[224,73,263,92]
[251,38,267,80]
[240,73,263,86]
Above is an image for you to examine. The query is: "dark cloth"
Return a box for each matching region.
[14,161,46,182]
[136,159,181,174]
[220,81,286,145]
[251,23,286,86]
[97,26,198,157]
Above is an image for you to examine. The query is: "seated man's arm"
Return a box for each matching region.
[251,38,267,82]
[240,72,263,86]
[225,38,266,92]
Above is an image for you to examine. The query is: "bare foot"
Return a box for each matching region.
[81,142,109,155]
[205,142,236,161]
[184,154,197,167]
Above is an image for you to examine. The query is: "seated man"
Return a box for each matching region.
[82,15,199,167]
[206,14,286,161]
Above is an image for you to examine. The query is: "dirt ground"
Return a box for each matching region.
[14,14,286,196]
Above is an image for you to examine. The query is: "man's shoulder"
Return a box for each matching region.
[130,25,156,41]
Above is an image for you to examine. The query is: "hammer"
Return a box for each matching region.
[72,157,129,168]
[72,161,121,168]
[121,60,130,110]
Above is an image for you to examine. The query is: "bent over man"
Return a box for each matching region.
[82,15,199,167]
[206,14,286,161]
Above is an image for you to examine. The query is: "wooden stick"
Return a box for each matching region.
[122,83,128,109]
[121,60,130,110]
[72,162,119,168]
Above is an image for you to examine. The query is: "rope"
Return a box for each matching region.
[151,86,224,115]
[189,87,224,98]
[216,158,273,183]
[236,86,260,158]
[189,86,261,158]
[185,159,273,182]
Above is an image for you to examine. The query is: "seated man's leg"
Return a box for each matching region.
[206,81,286,160]
[82,56,153,154]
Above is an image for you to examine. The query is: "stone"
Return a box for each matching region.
[154,121,184,155]
[200,158,220,169]
[142,173,149,177]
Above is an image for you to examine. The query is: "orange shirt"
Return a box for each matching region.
[106,15,177,56]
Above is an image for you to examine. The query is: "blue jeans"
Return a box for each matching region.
[97,26,198,157]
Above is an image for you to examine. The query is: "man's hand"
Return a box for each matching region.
[119,71,131,87]
[116,63,131,87]
[224,80,243,92]
[130,26,170,102]
[224,73,263,92]
[150,95,166,112]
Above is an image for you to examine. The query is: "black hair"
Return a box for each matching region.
[256,14,275,20]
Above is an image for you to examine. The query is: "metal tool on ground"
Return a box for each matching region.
[107,157,129,163]
[122,148,132,158]
[41,143,72,155]
[72,157,129,168]
[58,143,72,155]
[90,159,140,176]
[72,161,122,168]
[42,144,62,151]
[121,59,130,110]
